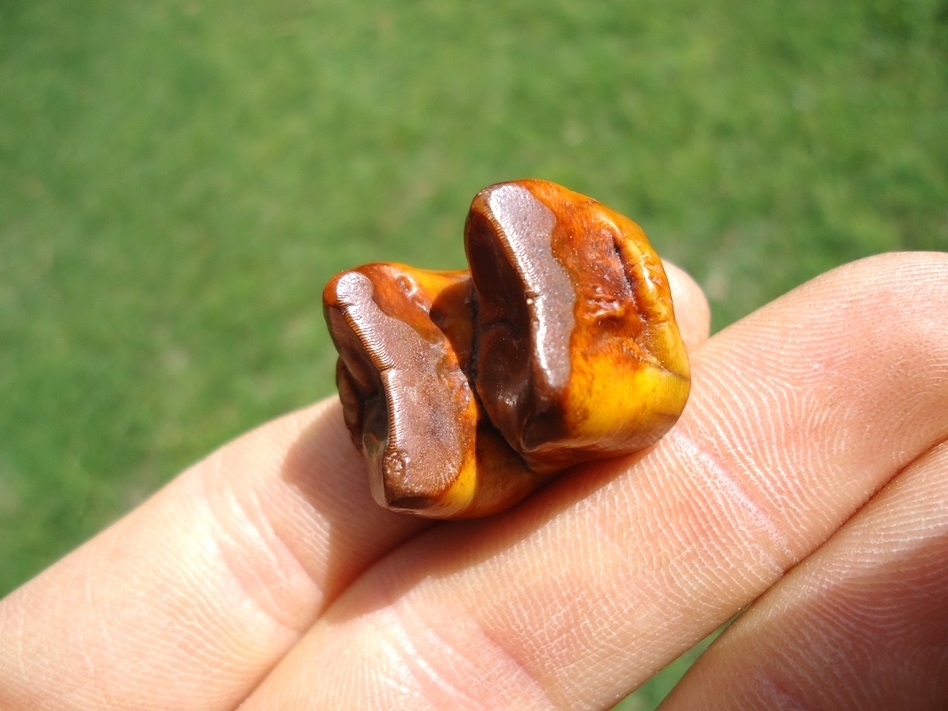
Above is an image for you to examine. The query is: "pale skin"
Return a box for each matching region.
[1,251,946,710]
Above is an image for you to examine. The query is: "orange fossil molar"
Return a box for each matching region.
[465,179,691,474]
[323,263,542,518]
[323,180,690,518]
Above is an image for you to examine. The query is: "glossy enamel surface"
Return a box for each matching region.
[323,263,541,517]
[323,180,690,518]
[466,180,691,473]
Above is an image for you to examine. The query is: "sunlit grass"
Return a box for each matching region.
[1,0,945,705]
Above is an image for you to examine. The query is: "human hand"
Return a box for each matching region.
[1,252,945,709]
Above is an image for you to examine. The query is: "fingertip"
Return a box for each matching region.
[664,260,711,353]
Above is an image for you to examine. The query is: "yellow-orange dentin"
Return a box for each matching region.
[323,179,691,518]
[465,179,691,473]
[323,263,542,518]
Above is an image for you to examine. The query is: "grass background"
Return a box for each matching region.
[1,0,946,706]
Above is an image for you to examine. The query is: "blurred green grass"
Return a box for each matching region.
[1,0,946,706]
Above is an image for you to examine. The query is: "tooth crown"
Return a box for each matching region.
[323,179,691,518]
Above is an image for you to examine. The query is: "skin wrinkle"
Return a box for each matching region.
[61,548,216,707]
[693,361,836,540]
[444,615,552,709]
[472,531,570,696]
[269,417,326,543]
[74,545,170,706]
[0,404,407,711]
[677,365,775,498]
[751,664,819,711]
[396,605,521,708]
[199,453,309,634]
[266,497,326,592]
[582,487,692,641]
[689,301,939,548]
[372,631,418,705]
[381,604,468,705]
[663,425,792,574]
[254,473,343,619]
[468,517,627,709]
[5,255,948,710]
[821,582,901,645]
[289,568,417,707]
[512,444,740,702]
[378,613,472,710]
[275,400,432,605]
[480,470,721,701]
[474,254,948,708]
[466,566,578,707]
[145,565,245,695]
[144,479,305,704]
[199,402,424,640]
[746,617,865,710]
[366,610,418,708]
[666,442,948,710]
[237,429,340,606]
[470,615,555,710]
[291,593,553,710]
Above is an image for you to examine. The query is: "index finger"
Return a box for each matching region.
[240,251,948,708]
[0,263,710,709]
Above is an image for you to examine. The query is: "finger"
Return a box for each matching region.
[0,257,710,711]
[663,439,948,710]
[664,260,711,354]
[239,252,948,709]
[0,400,428,710]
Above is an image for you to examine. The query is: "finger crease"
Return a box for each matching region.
[667,428,795,578]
